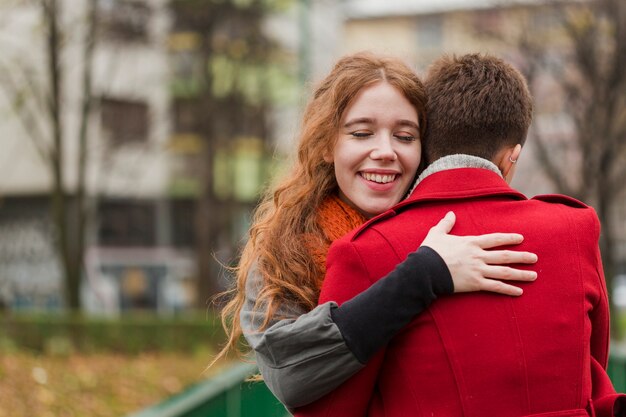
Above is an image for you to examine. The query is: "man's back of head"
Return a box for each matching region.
[424,53,533,163]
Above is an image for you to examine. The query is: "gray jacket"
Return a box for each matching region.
[240,263,363,410]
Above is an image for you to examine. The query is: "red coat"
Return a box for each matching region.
[296,168,624,417]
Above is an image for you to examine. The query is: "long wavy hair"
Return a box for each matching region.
[215,52,427,363]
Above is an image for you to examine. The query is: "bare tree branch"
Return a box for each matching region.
[530,123,578,198]
[603,0,626,90]
[563,8,601,86]
[610,150,626,192]
[0,61,51,166]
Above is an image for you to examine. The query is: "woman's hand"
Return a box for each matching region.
[421,211,538,296]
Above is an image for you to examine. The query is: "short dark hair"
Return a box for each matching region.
[423,53,533,162]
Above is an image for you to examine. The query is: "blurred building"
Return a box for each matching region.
[0,0,299,315]
[0,0,188,314]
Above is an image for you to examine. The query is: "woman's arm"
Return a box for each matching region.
[241,265,363,409]
[241,212,538,409]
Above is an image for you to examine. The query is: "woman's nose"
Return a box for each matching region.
[370,135,397,161]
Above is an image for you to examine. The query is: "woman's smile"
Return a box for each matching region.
[359,171,398,184]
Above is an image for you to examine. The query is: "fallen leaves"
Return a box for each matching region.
[0,350,228,417]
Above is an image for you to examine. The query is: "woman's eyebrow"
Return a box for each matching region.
[397,119,419,129]
[343,117,375,128]
[343,118,419,129]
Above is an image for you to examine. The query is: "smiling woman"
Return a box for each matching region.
[213,52,539,411]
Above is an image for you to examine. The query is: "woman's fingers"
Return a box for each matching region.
[451,264,536,294]
[472,233,524,249]
[422,219,539,297]
[478,279,524,296]
[481,265,538,282]
[430,211,456,234]
[481,249,538,265]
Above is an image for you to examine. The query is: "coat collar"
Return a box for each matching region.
[398,167,527,210]
[408,154,503,196]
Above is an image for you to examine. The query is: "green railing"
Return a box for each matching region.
[129,350,626,417]
[609,345,626,392]
[126,363,288,417]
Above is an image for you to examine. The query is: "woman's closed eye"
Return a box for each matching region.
[349,130,417,141]
[394,133,417,142]
[350,131,373,138]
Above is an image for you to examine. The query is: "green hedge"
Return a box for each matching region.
[0,313,225,354]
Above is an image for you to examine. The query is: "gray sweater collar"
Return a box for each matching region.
[407,154,502,196]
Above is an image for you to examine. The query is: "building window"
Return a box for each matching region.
[118,266,161,311]
[170,199,196,247]
[100,97,149,144]
[173,98,202,134]
[171,49,201,79]
[98,0,151,43]
[99,200,156,246]
[171,3,213,33]
[169,33,204,96]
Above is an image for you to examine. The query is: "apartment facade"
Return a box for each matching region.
[0,0,195,314]
[0,0,301,314]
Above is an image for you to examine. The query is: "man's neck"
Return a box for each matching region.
[408,154,502,196]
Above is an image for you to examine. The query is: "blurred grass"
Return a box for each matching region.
[0,350,231,417]
[0,312,232,417]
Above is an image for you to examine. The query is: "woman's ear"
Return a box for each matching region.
[323,150,334,164]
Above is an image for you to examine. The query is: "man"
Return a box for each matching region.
[296,54,625,417]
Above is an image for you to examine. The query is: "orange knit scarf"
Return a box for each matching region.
[309,194,367,277]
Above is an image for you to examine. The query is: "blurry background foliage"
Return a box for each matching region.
[0,314,224,355]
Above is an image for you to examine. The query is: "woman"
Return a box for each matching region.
[216,52,538,410]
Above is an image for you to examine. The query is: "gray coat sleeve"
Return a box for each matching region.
[240,263,364,409]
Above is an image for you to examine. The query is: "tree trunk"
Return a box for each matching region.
[43,0,79,311]
[43,0,97,313]
[194,124,222,309]
[194,34,221,308]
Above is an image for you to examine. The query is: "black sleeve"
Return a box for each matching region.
[330,246,453,363]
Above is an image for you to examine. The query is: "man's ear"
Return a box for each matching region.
[498,143,522,183]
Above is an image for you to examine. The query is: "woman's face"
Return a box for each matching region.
[327,81,421,218]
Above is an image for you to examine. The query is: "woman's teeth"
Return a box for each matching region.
[361,172,397,184]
